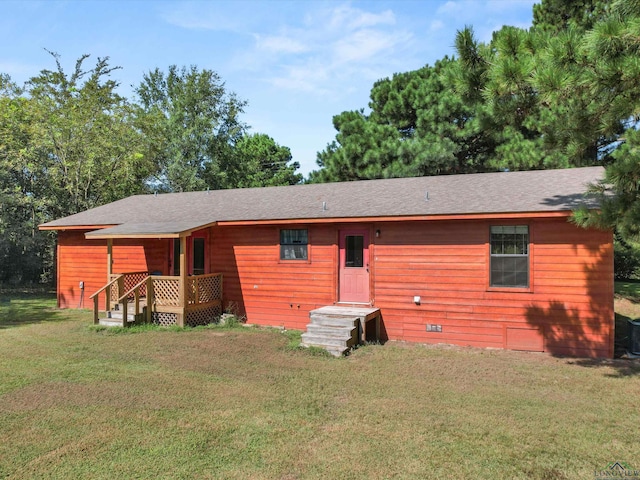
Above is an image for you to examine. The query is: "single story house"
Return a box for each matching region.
[40,166,614,358]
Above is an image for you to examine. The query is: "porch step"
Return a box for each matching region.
[305,324,354,337]
[308,315,360,328]
[98,318,137,327]
[301,306,380,357]
[97,303,145,327]
[105,310,137,321]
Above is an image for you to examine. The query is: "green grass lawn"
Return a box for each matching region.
[1,294,639,479]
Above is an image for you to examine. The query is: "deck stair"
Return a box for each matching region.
[98,301,146,327]
[302,306,381,357]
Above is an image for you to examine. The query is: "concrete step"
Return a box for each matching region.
[304,306,380,356]
[324,347,348,357]
[301,333,358,349]
[99,305,145,327]
[301,343,349,358]
[105,310,136,321]
[305,324,354,337]
[300,343,346,357]
[98,318,135,327]
[308,314,358,328]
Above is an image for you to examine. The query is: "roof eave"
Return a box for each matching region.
[85,232,183,239]
[84,221,219,239]
[216,210,576,226]
[41,209,592,238]
[39,224,118,231]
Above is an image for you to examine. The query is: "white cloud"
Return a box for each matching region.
[437,1,463,15]
[248,3,412,97]
[255,35,308,54]
[430,19,445,31]
[268,62,331,95]
[161,8,224,30]
[159,1,258,33]
[328,5,396,31]
[332,29,411,65]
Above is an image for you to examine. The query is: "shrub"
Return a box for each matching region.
[614,234,640,280]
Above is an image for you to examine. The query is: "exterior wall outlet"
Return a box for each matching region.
[426,324,442,332]
[413,296,421,304]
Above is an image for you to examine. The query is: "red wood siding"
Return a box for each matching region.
[210,225,336,331]
[210,218,612,357]
[57,231,169,309]
[371,218,613,358]
[56,217,614,358]
[58,230,108,309]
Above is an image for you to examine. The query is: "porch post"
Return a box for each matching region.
[106,239,113,311]
[177,235,187,327]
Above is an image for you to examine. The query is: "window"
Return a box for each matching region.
[280,229,308,260]
[345,235,364,267]
[490,226,529,288]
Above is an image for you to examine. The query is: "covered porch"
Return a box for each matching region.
[89,229,222,328]
[91,270,223,327]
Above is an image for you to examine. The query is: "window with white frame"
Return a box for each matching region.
[280,229,308,260]
[490,226,529,288]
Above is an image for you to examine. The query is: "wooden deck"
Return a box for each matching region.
[91,271,223,327]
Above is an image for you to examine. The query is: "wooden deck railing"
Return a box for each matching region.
[108,271,148,302]
[152,276,181,307]
[89,275,122,325]
[118,276,154,325]
[187,273,223,305]
[91,272,223,327]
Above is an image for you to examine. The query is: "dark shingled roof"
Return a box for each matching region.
[39,166,604,237]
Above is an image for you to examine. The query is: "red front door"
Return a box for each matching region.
[339,229,370,303]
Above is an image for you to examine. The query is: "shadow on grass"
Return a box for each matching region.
[566,314,640,378]
[0,294,86,329]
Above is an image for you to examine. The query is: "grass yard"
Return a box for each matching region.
[0,294,639,479]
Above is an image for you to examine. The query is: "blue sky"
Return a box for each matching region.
[0,0,537,177]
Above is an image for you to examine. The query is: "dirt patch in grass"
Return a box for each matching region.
[615,296,640,320]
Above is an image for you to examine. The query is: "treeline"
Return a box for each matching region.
[310,0,640,263]
[0,55,301,286]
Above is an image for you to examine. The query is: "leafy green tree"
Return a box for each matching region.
[233,133,302,187]
[0,53,155,284]
[24,52,155,218]
[135,65,247,192]
[0,75,49,284]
